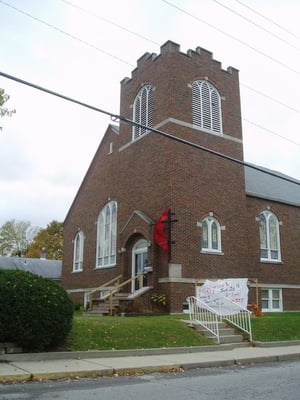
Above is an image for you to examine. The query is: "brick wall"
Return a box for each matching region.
[62,41,299,312]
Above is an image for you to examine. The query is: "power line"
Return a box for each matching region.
[61,0,300,119]
[1,0,299,147]
[60,0,300,116]
[233,0,300,40]
[161,0,300,76]
[241,84,300,115]
[59,0,160,46]
[0,0,134,68]
[243,119,300,147]
[0,70,299,187]
[211,0,300,52]
[2,0,299,121]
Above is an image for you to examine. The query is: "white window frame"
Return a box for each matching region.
[261,288,283,312]
[132,85,153,140]
[259,210,281,262]
[192,80,222,134]
[73,230,84,272]
[96,201,117,268]
[201,216,222,253]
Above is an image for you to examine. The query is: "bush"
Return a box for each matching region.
[0,270,74,352]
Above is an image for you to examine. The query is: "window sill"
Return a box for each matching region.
[201,250,224,256]
[260,260,283,265]
[72,269,83,274]
[94,265,116,270]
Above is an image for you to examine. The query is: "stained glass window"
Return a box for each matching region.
[96,201,117,267]
[73,230,84,272]
[259,211,281,262]
[201,216,221,252]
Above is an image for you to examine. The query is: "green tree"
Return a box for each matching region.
[25,220,63,260]
[0,219,39,257]
[0,88,16,129]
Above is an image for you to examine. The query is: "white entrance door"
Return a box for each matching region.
[131,239,148,292]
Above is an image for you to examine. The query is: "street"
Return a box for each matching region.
[0,360,299,400]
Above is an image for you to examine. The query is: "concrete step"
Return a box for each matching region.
[219,334,244,344]
[190,321,245,344]
[114,293,131,299]
[205,334,244,344]
[93,299,120,306]
[195,326,235,337]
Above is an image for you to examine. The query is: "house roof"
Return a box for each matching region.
[245,165,300,207]
[0,257,62,280]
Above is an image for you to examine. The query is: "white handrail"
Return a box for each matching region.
[187,295,252,342]
[187,297,221,343]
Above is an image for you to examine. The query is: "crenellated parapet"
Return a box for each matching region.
[121,40,239,87]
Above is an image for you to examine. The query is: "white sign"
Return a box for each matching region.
[196,278,249,315]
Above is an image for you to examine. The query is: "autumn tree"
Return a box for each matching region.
[0,88,16,129]
[25,220,63,260]
[0,219,39,257]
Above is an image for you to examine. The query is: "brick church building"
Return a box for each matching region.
[61,41,300,313]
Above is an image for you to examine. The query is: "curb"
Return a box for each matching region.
[1,351,300,384]
[1,342,300,384]
[0,343,249,362]
[2,340,300,363]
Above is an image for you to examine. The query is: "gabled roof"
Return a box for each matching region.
[245,165,300,207]
[120,210,154,234]
[64,123,119,225]
[0,257,62,280]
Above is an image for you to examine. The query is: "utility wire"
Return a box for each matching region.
[241,84,300,115]
[211,0,300,52]
[233,0,300,40]
[59,0,160,46]
[161,0,300,76]
[1,0,299,120]
[0,70,299,187]
[243,119,300,147]
[60,0,300,116]
[61,0,300,118]
[0,0,134,68]
[1,0,299,147]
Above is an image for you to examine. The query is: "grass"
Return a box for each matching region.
[251,312,300,342]
[63,314,213,351]
[61,312,300,352]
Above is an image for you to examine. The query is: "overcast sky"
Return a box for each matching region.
[0,0,299,229]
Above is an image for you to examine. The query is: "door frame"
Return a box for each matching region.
[131,238,148,292]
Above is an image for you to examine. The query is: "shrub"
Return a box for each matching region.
[0,270,74,352]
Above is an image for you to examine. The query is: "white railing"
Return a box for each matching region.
[187,296,221,343]
[86,273,144,315]
[187,295,252,343]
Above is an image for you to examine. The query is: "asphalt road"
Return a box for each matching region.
[1,360,299,400]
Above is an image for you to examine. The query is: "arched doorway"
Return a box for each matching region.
[131,238,148,292]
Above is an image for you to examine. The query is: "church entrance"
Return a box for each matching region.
[131,239,148,292]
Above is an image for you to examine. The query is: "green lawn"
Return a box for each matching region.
[251,312,300,342]
[61,312,300,352]
[63,314,213,351]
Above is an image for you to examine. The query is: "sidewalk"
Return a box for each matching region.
[1,342,300,384]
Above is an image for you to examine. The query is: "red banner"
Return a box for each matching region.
[154,208,169,253]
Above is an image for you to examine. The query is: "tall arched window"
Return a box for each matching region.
[201,216,222,253]
[73,230,84,272]
[192,80,222,134]
[132,84,153,140]
[96,201,117,268]
[259,210,281,262]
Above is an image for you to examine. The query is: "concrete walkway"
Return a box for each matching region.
[1,342,300,383]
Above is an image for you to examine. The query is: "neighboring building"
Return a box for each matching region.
[61,41,300,313]
[0,257,62,281]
